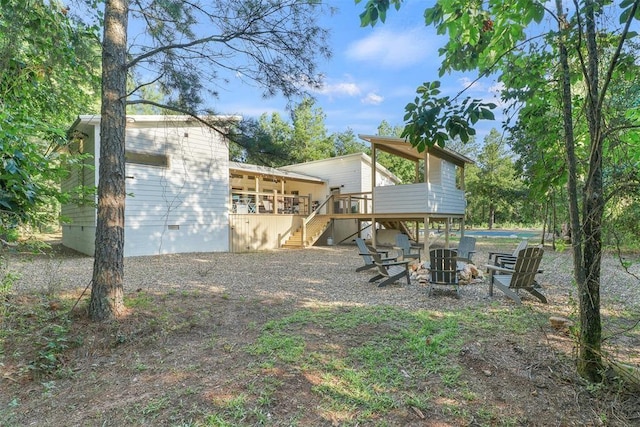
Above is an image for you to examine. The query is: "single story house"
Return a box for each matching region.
[61,116,473,257]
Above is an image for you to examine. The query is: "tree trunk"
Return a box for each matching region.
[541,200,548,245]
[488,203,495,229]
[577,0,603,381]
[89,0,129,321]
[551,190,557,251]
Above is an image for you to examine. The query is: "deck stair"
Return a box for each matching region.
[379,220,416,241]
[282,215,331,248]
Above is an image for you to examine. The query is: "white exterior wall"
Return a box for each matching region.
[61,122,99,255]
[281,153,397,194]
[427,155,442,185]
[123,122,229,256]
[373,183,465,215]
[62,117,230,257]
[440,160,458,193]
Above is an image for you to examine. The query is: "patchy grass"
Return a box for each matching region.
[1,289,638,426]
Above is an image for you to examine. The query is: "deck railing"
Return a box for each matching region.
[230,190,312,215]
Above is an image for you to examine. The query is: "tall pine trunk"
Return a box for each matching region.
[90,0,129,321]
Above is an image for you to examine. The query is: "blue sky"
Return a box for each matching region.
[211,1,504,143]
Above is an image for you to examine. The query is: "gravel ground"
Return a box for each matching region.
[7,242,640,313]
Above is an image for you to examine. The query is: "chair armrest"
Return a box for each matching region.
[485,264,515,274]
[380,260,410,267]
[495,255,517,266]
[360,253,398,262]
[488,251,512,260]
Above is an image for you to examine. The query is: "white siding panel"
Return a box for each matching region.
[428,156,442,185]
[282,154,396,193]
[61,128,97,227]
[61,224,95,256]
[122,123,229,255]
[374,183,465,214]
[441,161,458,193]
[124,222,228,256]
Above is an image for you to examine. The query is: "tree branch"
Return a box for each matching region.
[598,0,640,109]
[125,99,234,137]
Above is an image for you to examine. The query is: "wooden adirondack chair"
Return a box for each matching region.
[485,246,547,304]
[427,249,460,297]
[453,236,476,268]
[354,238,397,272]
[487,239,528,270]
[368,251,411,287]
[394,233,421,261]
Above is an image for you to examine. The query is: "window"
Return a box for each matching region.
[125,150,169,167]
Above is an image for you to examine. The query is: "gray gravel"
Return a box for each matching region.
[7,243,640,313]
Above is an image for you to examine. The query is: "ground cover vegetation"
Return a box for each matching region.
[1,240,639,425]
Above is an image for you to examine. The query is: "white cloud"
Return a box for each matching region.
[457,77,484,92]
[316,81,362,97]
[346,27,435,69]
[488,81,505,95]
[361,92,384,105]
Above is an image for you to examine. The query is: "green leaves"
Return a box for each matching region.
[356,0,403,27]
[619,0,640,25]
[400,81,496,151]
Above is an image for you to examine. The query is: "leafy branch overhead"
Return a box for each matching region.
[357,0,500,151]
[402,81,496,152]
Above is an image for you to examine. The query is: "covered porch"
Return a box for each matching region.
[357,135,474,255]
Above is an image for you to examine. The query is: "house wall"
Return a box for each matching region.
[61,123,99,255]
[373,182,466,215]
[280,154,396,243]
[427,156,442,185]
[123,121,229,257]
[62,117,230,257]
[280,153,397,194]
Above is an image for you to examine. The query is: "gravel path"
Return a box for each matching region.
[7,242,640,313]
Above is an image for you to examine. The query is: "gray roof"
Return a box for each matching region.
[229,161,326,183]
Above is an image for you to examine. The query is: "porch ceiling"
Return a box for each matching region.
[358,134,475,167]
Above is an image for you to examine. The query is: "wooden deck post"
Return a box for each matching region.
[423,215,430,259]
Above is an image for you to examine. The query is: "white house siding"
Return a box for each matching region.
[280,153,398,195]
[373,183,466,215]
[427,156,443,185]
[440,161,458,193]
[61,123,99,255]
[62,117,231,257]
[123,123,229,257]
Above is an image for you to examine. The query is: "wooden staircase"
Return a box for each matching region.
[282,215,331,248]
[378,220,416,241]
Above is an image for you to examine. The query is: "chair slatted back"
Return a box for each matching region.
[395,234,411,252]
[510,247,544,289]
[355,238,374,265]
[512,240,529,256]
[429,249,458,285]
[457,236,476,260]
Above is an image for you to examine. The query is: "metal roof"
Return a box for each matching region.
[229,161,326,184]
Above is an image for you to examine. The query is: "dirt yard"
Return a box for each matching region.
[1,240,639,426]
